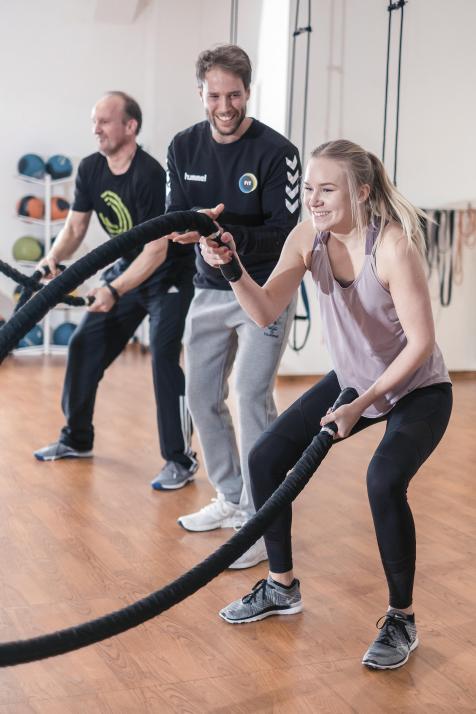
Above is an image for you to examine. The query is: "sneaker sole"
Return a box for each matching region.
[219,603,303,624]
[34,451,93,462]
[152,476,195,491]
[362,637,419,670]
[177,515,239,532]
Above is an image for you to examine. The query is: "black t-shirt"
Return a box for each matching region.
[73,147,195,289]
[166,119,301,290]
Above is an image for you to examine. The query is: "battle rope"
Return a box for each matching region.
[0,209,357,665]
[0,211,217,363]
[0,260,87,312]
[0,386,357,666]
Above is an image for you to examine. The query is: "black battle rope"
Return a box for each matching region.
[0,387,358,666]
[0,211,226,363]
[382,0,407,185]
[0,261,88,313]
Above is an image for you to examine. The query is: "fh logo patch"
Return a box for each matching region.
[99,191,133,236]
[239,173,258,194]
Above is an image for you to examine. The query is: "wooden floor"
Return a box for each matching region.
[0,346,474,713]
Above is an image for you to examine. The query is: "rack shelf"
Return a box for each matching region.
[14,172,80,355]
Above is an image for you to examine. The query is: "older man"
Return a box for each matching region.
[34,91,197,484]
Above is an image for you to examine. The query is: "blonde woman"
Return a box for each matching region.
[200,140,452,670]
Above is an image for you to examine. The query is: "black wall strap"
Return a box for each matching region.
[382,0,407,185]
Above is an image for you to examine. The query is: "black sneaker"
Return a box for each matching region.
[362,611,418,670]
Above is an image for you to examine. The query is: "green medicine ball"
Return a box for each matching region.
[12,236,44,262]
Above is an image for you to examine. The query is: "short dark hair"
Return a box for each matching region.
[196,44,252,90]
[105,91,142,135]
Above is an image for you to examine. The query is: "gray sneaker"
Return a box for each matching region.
[34,442,93,462]
[362,611,418,670]
[151,458,198,490]
[219,576,303,624]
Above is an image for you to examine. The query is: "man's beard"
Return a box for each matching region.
[207,107,246,136]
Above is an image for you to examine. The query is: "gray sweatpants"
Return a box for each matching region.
[184,288,296,517]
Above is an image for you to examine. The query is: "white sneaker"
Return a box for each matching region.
[228,537,268,569]
[177,493,241,532]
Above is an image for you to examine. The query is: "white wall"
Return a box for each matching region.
[0,0,265,320]
[279,0,476,373]
[1,0,474,370]
[0,0,161,320]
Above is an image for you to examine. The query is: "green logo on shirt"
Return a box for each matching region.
[99,191,133,236]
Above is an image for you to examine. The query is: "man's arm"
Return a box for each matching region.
[173,147,302,254]
[87,237,168,312]
[39,210,92,276]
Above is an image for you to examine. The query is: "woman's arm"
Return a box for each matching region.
[322,224,436,436]
[201,219,314,326]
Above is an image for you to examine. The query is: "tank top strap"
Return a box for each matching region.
[365,222,380,255]
[312,231,330,250]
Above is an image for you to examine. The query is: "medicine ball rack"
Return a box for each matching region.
[13,172,82,355]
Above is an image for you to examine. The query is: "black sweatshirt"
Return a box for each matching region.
[165,119,301,290]
[73,147,194,290]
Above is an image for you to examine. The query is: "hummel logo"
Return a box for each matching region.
[286,155,298,170]
[287,170,299,185]
[286,198,299,213]
[286,185,299,199]
[184,172,207,182]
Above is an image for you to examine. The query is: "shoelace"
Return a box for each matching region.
[374,613,412,648]
[242,579,268,604]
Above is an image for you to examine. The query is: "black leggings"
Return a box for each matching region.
[249,372,452,609]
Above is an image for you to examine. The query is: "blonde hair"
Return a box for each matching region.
[310,139,426,253]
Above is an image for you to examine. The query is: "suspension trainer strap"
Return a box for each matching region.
[381,0,407,184]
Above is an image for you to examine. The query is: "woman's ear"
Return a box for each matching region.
[358,183,371,203]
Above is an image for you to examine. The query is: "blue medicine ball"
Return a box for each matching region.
[18,154,46,179]
[18,324,43,348]
[53,322,77,346]
[46,155,73,180]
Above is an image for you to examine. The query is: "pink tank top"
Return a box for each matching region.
[310,223,450,417]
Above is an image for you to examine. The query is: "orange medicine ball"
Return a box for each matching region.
[16,195,45,219]
[51,196,70,220]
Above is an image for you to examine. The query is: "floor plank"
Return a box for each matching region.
[0,347,475,713]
